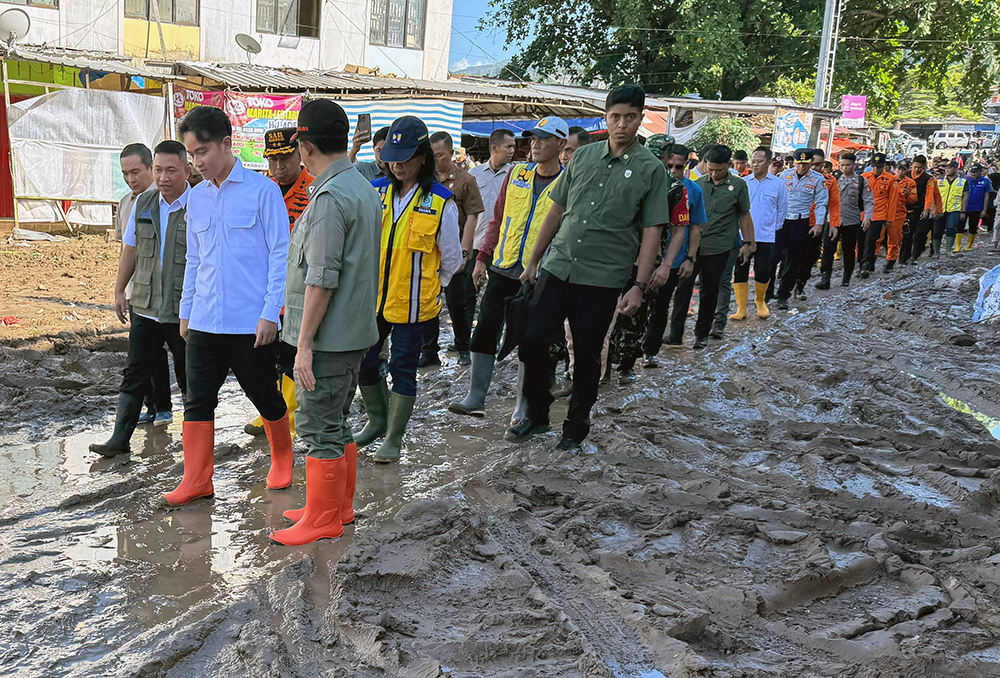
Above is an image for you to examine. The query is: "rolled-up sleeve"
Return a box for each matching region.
[122,201,138,247]
[641,163,670,228]
[304,194,346,289]
[437,198,463,287]
[260,181,290,323]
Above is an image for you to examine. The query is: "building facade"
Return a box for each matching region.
[3,0,452,80]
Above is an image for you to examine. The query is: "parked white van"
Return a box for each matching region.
[930,130,973,150]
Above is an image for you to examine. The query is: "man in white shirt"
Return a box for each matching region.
[90,141,192,456]
[468,128,515,253]
[165,106,292,505]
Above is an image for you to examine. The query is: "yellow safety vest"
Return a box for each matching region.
[492,162,563,270]
[372,178,451,324]
[938,176,967,213]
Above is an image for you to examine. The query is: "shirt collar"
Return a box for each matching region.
[311,157,353,192]
[159,183,190,210]
[218,159,245,188]
[489,161,510,176]
[601,139,641,164]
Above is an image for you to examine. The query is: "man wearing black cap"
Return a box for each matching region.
[272,99,382,546]
[960,164,992,252]
[859,152,895,276]
[507,85,671,451]
[900,155,936,265]
[775,149,827,309]
[354,116,462,463]
[243,127,314,439]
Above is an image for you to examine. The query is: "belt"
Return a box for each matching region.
[785,214,810,221]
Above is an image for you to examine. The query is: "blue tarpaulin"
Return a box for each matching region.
[462,117,607,138]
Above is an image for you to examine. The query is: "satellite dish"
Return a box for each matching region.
[235,33,261,65]
[0,9,30,45]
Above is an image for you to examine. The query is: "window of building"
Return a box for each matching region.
[370,0,424,50]
[256,0,320,38]
[125,0,199,25]
[2,0,58,7]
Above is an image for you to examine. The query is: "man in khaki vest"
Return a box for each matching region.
[90,141,192,456]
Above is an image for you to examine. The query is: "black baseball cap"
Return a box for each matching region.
[264,127,297,157]
[381,116,430,163]
[872,152,886,165]
[292,99,349,144]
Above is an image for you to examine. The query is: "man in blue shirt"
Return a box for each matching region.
[960,164,992,251]
[643,142,705,361]
[735,146,788,320]
[165,106,292,506]
[775,149,828,310]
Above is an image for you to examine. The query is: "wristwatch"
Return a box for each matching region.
[742,240,753,247]
[685,256,696,264]
[634,281,649,293]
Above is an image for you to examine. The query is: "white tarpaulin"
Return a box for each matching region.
[8,89,166,203]
[974,264,1000,323]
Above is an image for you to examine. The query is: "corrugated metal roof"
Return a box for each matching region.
[3,45,176,80]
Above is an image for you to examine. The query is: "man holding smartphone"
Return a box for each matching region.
[349,115,390,182]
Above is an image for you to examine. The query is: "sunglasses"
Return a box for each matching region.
[667,163,686,170]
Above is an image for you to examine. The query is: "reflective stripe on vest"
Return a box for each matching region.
[374,181,448,324]
[493,162,562,270]
[939,177,966,213]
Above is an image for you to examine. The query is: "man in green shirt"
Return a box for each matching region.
[271,100,382,547]
[508,85,670,451]
[694,145,755,349]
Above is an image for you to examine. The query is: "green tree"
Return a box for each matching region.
[689,117,760,155]
[486,0,1000,117]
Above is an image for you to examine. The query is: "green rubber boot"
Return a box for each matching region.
[353,380,389,448]
[374,392,416,464]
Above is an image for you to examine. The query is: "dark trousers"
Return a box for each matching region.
[423,258,476,354]
[766,227,788,300]
[609,268,647,371]
[713,247,740,333]
[469,270,521,355]
[695,250,734,338]
[734,242,774,284]
[861,220,887,269]
[776,218,812,300]
[910,214,933,260]
[360,316,429,397]
[900,210,922,263]
[521,271,620,443]
[647,268,696,349]
[797,223,825,286]
[121,314,186,409]
[985,205,996,234]
[934,212,962,239]
[959,210,982,235]
[184,330,285,423]
[822,223,861,280]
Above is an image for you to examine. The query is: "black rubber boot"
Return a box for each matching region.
[814,273,831,290]
[89,393,143,457]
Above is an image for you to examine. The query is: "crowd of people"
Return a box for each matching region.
[87,85,997,546]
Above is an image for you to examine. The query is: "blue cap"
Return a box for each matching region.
[523,116,569,140]
[381,116,430,163]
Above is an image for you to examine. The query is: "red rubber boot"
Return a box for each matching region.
[163,421,215,505]
[271,456,346,546]
[283,442,357,524]
[263,413,294,490]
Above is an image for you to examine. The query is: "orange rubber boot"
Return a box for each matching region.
[163,421,215,505]
[282,442,357,524]
[271,456,346,545]
[263,413,294,490]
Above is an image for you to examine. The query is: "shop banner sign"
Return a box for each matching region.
[225,92,302,170]
[172,86,226,121]
[772,108,813,153]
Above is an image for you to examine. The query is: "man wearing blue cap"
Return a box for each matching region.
[449,116,568,418]
[507,85,671,451]
[353,116,463,463]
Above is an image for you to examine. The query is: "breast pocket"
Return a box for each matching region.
[136,234,156,258]
[405,213,438,253]
[189,217,213,250]
[225,213,260,250]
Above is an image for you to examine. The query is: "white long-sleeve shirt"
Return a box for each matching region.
[180,160,289,334]
[391,185,463,287]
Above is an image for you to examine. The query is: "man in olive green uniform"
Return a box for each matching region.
[90,141,192,456]
[271,99,382,546]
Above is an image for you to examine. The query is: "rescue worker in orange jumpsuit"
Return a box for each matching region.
[859,152,895,278]
[800,148,840,291]
[876,160,918,272]
[244,127,314,437]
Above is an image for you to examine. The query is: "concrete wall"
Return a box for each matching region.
[2,0,452,81]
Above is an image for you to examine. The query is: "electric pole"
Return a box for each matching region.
[811,0,843,146]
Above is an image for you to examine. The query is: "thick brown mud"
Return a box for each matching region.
[4,251,1000,677]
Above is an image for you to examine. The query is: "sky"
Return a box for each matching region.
[448,0,522,71]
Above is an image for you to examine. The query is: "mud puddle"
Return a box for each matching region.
[4,252,1000,676]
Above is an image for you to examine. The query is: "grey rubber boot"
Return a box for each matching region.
[448,352,495,417]
[374,392,416,464]
[89,393,143,457]
[353,380,389,447]
[945,235,956,257]
[510,361,528,425]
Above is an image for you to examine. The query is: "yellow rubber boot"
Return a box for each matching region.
[754,281,770,319]
[966,233,976,251]
[281,374,297,438]
[834,241,842,261]
[244,415,266,436]
[954,234,965,253]
[729,282,749,321]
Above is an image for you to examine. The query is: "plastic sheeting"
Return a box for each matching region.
[973,263,1000,323]
[8,89,166,203]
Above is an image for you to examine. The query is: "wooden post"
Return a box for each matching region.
[2,59,19,232]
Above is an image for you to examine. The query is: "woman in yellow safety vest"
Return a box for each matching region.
[354,116,463,463]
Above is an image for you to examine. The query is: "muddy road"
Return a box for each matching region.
[4,250,1000,677]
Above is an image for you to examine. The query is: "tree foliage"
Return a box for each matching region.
[689,117,760,155]
[486,0,1000,117]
